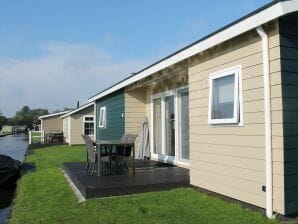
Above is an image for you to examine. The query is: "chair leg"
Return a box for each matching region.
[86,162,89,171]
[92,163,96,176]
[104,162,106,175]
[89,163,93,175]
[88,163,92,173]
[99,161,101,176]
[104,162,107,175]
[124,161,129,171]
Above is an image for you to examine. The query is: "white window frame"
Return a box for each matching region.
[98,106,106,128]
[83,115,94,136]
[208,65,242,125]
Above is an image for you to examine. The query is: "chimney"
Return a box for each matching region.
[76,101,79,109]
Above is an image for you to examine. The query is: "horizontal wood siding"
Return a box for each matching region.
[96,89,125,141]
[280,12,298,215]
[70,106,94,145]
[188,21,284,213]
[125,88,147,155]
[41,115,63,132]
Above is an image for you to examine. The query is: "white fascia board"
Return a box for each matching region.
[39,110,71,120]
[88,0,298,103]
[60,102,94,118]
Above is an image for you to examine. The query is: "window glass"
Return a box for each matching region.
[178,90,189,161]
[153,98,162,154]
[84,122,94,135]
[83,116,94,135]
[165,95,175,157]
[98,107,106,128]
[211,74,235,119]
[84,117,94,122]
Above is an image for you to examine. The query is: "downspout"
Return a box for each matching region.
[93,102,96,141]
[68,117,71,146]
[256,26,273,218]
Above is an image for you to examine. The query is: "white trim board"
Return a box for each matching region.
[61,102,94,118]
[39,110,71,120]
[88,0,298,103]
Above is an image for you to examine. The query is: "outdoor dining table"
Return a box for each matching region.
[95,140,135,175]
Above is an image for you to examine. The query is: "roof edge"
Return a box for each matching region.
[88,0,297,102]
[60,102,94,118]
[39,110,71,120]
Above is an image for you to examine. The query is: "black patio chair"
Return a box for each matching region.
[115,134,137,172]
[81,135,111,176]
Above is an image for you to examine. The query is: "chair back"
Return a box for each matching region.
[120,133,130,143]
[126,134,137,144]
[81,135,96,163]
[116,134,137,157]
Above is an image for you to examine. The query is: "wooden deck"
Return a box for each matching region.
[62,160,190,199]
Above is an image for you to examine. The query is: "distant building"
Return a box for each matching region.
[39,111,70,133]
[1,125,12,134]
[12,126,27,133]
[61,102,94,145]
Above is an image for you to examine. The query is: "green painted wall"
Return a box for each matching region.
[95,89,125,141]
[280,12,298,215]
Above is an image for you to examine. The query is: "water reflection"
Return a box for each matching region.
[0,134,28,162]
[0,134,28,224]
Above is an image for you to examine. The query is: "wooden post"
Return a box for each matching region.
[42,131,45,143]
[29,131,32,145]
[133,143,135,174]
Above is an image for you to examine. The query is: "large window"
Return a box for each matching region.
[98,106,106,128]
[84,116,94,135]
[208,66,242,124]
[151,86,189,165]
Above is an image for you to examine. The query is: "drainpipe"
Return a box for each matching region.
[256,26,273,219]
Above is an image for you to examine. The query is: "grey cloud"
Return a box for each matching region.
[0,42,148,117]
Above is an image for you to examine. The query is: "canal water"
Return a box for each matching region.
[0,134,28,224]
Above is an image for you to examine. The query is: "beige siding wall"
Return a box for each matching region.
[188,21,285,214]
[1,126,12,134]
[125,88,147,152]
[279,12,298,215]
[122,19,287,214]
[41,116,63,132]
[69,106,94,145]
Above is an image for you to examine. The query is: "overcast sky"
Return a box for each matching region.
[0,0,271,117]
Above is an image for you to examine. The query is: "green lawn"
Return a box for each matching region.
[30,131,42,143]
[10,145,279,224]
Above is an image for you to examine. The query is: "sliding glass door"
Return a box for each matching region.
[153,98,162,155]
[178,89,189,163]
[151,87,189,164]
[152,92,175,161]
[165,95,175,157]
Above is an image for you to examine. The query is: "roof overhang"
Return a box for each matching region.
[88,0,298,102]
[60,102,94,118]
[39,110,71,120]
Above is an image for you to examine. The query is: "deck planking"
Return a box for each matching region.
[62,160,190,199]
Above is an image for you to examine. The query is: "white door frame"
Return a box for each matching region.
[150,86,189,166]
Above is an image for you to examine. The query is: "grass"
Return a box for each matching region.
[10,145,280,224]
[30,131,42,144]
